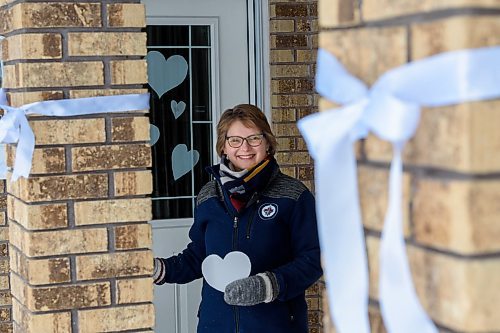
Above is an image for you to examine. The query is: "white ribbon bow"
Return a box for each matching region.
[0,89,150,181]
[298,46,500,333]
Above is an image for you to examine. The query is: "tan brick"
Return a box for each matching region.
[68,32,146,56]
[358,165,411,236]
[296,49,316,63]
[0,228,7,243]
[107,3,146,27]
[11,274,110,311]
[0,322,12,333]
[114,171,153,197]
[114,224,152,250]
[30,118,105,145]
[363,0,500,21]
[2,33,61,61]
[272,95,312,108]
[270,19,295,32]
[0,259,9,274]
[110,60,147,85]
[0,276,8,290]
[7,91,64,107]
[319,27,407,85]
[413,177,500,254]
[7,146,66,174]
[2,62,103,89]
[76,250,152,280]
[412,16,500,60]
[270,50,294,63]
[69,88,148,99]
[276,137,297,151]
[79,304,154,333]
[7,174,108,202]
[318,0,361,28]
[0,3,101,34]
[369,305,387,333]
[111,117,150,142]
[10,247,70,285]
[272,108,297,122]
[367,235,381,299]
[74,198,152,226]
[275,152,311,165]
[273,123,301,137]
[0,307,11,322]
[116,278,154,304]
[9,222,107,257]
[409,245,500,331]
[270,64,309,77]
[7,196,67,230]
[405,100,500,173]
[273,34,308,48]
[72,144,151,171]
[13,298,71,333]
[0,291,11,306]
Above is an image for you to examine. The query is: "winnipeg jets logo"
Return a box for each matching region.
[258,203,278,220]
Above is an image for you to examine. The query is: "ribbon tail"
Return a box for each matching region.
[316,139,370,333]
[379,144,438,333]
[11,113,35,181]
[299,108,370,333]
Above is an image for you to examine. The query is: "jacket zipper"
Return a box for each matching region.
[246,200,259,239]
[232,216,239,250]
[231,215,240,333]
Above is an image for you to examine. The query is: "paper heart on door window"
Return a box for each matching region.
[171,144,200,181]
[149,124,160,146]
[146,51,188,98]
[202,251,252,292]
[171,100,186,119]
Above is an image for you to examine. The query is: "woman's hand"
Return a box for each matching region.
[223,271,279,306]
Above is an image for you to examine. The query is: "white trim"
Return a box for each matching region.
[150,218,194,229]
[253,0,271,120]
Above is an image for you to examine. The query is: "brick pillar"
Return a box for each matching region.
[0,179,11,332]
[318,0,500,332]
[269,1,324,332]
[0,1,154,332]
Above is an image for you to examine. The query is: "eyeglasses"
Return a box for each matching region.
[225,133,265,148]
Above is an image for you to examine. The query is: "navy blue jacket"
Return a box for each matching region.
[158,165,323,333]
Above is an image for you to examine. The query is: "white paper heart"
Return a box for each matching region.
[171,144,200,181]
[171,100,186,119]
[149,124,160,146]
[202,251,252,292]
[146,51,188,98]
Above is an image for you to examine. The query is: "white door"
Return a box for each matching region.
[142,1,268,332]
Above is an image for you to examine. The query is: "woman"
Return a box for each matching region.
[153,104,322,333]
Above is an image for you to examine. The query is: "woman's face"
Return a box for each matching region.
[223,120,269,171]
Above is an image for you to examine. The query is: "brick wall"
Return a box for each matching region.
[269,1,324,332]
[319,0,500,332]
[0,1,154,332]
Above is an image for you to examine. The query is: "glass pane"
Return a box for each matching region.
[191,26,210,46]
[147,25,189,47]
[192,48,212,122]
[153,198,194,220]
[147,24,214,220]
[148,47,192,200]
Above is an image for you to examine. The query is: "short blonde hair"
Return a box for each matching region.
[216,104,278,157]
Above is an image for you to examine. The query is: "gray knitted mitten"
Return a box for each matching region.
[224,271,279,306]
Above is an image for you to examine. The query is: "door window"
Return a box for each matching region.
[147,25,215,219]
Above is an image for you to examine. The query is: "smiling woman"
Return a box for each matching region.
[153,104,323,333]
[142,0,270,331]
